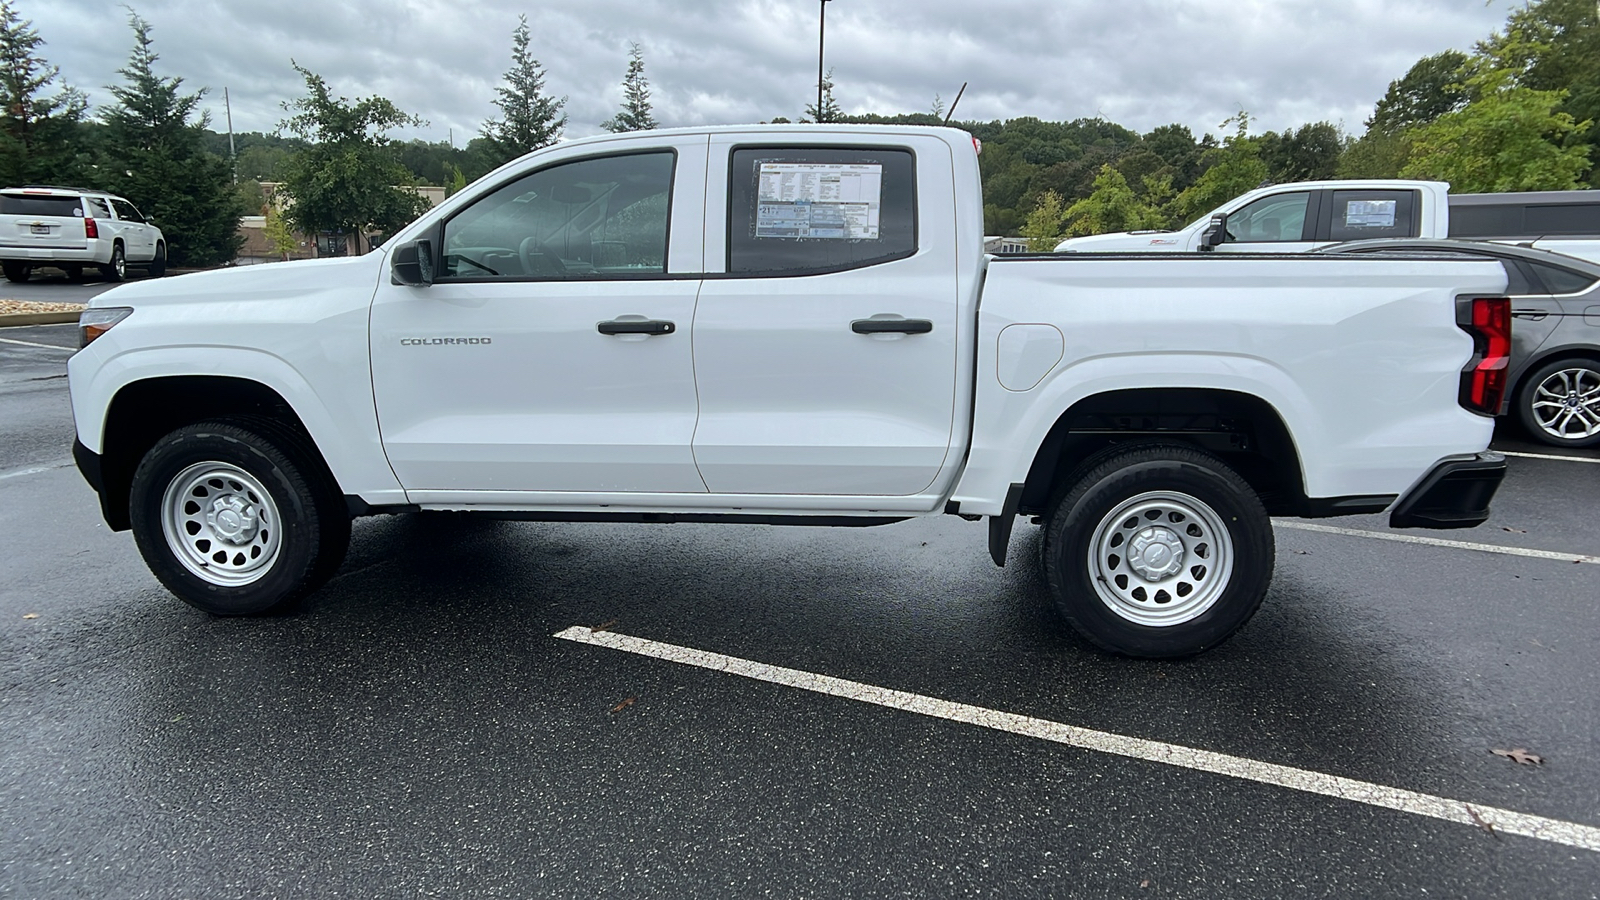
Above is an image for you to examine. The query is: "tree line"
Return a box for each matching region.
[2,0,1593,265]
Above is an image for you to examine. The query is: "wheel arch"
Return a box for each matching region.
[95,375,339,531]
[1015,387,1311,519]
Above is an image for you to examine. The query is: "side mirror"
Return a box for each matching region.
[1198,214,1228,252]
[390,238,435,286]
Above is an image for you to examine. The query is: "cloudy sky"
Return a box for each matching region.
[26,1,1514,145]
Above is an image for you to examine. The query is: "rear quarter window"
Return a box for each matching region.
[0,195,82,217]
[1327,190,1417,241]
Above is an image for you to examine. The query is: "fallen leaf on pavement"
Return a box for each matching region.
[610,696,637,714]
[1464,804,1501,840]
[592,619,618,633]
[21,613,38,619]
[1491,747,1542,766]
[1501,526,1527,533]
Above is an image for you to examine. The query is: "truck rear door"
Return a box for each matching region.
[0,192,88,253]
[689,135,962,496]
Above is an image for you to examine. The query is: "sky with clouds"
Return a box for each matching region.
[22,1,1516,146]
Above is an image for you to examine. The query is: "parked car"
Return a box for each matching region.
[1053,180,1600,265]
[1317,238,1600,448]
[0,186,166,283]
[68,125,1509,658]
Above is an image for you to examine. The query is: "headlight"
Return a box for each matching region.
[79,307,133,348]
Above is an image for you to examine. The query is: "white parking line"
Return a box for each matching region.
[555,625,1600,854]
[0,460,72,482]
[0,336,74,352]
[1501,450,1600,465]
[1273,520,1600,565]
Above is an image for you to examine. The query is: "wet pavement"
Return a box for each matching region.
[2,323,1597,898]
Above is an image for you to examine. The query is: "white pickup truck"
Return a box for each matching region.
[1053,179,1600,263]
[68,125,1511,658]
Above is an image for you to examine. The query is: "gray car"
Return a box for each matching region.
[1318,238,1600,448]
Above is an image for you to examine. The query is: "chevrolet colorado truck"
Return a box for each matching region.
[67,125,1510,657]
[1053,179,1600,264]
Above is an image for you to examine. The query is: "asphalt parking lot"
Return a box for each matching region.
[2,320,1598,898]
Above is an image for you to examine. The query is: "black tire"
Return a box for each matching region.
[1041,445,1274,658]
[1515,357,1600,448]
[100,244,126,282]
[148,242,167,277]
[63,265,83,281]
[3,262,30,283]
[128,420,350,615]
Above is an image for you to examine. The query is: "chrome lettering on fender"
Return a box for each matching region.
[400,337,493,346]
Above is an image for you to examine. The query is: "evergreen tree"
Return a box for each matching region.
[0,0,87,187]
[481,15,566,163]
[99,11,244,267]
[279,63,430,251]
[805,69,842,123]
[602,42,658,133]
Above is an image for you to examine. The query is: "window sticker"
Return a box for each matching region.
[1344,199,1397,229]
[755,162,882,240]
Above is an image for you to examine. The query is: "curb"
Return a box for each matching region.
[0,311,81,328]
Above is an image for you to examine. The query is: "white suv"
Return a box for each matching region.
[0,186,167,282]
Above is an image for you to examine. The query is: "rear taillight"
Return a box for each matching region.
[84,217,98,239]
[1458,296,1510,415]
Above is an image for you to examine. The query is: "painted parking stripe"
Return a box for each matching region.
[555,625,1600,854]
[0,336,74,352]
[0,460,72,482]
[1273,520,1600,565]
[1500,450,1600,465]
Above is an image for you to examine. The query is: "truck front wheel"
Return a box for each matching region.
[1041,445,1273,658]
[128,420,349,615]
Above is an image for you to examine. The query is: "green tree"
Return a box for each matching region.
[602,42,658,133]
[1478,0,1600,184]
[481,15,565,165]
[1173,114,1269,223]
[1258,121,1344,182]
[0,0,87,186]
[99,11,244,267]
[805,68,842,123]
[1061,165,1167,237]
[1018,190,1065,250]
[262,203,296,260]
[1368,51,1472,134]
[278,63,429,252]
[1401,68,1591,191]
[1337,130,1410,179]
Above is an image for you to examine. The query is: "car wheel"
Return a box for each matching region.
[64,265,83,281]
[1516,358,1600,448]
[100,244,126,282]
[128,420,350,615]
[149,242,167,277]
[3,262,31,283]
[1041,444,1274,658]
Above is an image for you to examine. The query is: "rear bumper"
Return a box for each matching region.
[0,243,103,264]
[1388,451,1506,530]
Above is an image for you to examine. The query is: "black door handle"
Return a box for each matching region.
[598,319,675,336]
[852,318,933,335]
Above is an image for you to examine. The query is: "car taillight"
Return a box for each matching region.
[1458,296,1510,415]
[84,217,98,239]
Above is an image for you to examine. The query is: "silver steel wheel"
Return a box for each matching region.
[1087,490,1235,627]
[1530,366,1600,441]
[160,462,283,586]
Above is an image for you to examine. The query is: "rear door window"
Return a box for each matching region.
[1327,190,1417,241]
[1527,262,1598,295]
[85,198,112,219]
[110,199,146,223]
[0,194,82,217]
[727,146,917,274]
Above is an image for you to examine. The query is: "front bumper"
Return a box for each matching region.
[1388,451,1506,529]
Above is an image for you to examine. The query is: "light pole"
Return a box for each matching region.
[817,0,832,122]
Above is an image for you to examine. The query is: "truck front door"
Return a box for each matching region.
[369,140,710,497]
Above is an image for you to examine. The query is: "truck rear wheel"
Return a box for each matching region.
[1041,445,1273,658]
[128,420,349,615]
